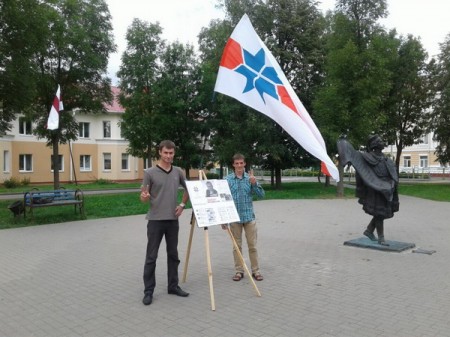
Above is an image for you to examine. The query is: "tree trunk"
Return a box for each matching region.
[325,174,330,187]
[184,165,190,180]
[275,167,282,190]
[219,162,224,179]
[147,142,152,168]
[270,167,275,187]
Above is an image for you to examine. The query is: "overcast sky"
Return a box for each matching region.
[105,0,450,84]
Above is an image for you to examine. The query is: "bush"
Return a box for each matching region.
[206,173,220,179]
[3,177,21,189]
[95,178,117,185]
[21,177,30,186]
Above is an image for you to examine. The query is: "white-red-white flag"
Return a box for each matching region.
[47,85,64,130]
[214,14,339,181]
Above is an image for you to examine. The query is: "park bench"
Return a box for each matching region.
[23,188,85,219]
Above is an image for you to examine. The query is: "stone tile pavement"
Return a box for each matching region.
[0,196,449,337]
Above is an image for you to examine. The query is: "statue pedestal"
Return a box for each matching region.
[344,237,415,252]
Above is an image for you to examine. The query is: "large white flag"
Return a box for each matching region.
[214,14,339,181]
[47,85,64,130]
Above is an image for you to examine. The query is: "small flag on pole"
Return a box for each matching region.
[47,85,64,130]
[214,14,339,181]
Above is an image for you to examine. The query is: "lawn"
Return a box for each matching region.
[0,181,448,230]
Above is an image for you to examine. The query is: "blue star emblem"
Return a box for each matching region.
[235,48,282,103]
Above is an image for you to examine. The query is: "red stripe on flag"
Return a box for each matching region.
[276,85,299,114]
[52,96,60,113]
[220,38,243,70]
[321,161,331,177]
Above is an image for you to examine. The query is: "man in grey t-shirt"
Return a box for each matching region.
[140,140,190,305]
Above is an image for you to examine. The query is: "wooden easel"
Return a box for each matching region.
[182,170,261,311]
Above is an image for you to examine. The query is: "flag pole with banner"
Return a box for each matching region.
[47,85,64,130]
[214,14,339,182]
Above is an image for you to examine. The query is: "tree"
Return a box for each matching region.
[258,0,329,188]
[431,34,450,165]
[153,41,205,178]
[1,0,116,188]
[382,34,433,170]
[117,19,165,166]
[314,0,393,195]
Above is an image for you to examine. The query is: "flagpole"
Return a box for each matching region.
[69,140,78,185]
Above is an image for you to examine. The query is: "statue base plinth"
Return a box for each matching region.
[344,237,415,252]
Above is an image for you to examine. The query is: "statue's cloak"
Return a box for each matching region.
[337,138,399,218]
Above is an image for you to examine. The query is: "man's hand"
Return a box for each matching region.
[140,185,150,202]
[175,205,184,217]
[249,169,257,185]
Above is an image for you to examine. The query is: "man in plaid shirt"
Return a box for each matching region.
[225,153,265,282]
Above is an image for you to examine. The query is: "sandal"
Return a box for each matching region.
[252,273,264,281]
[232,272,244,281]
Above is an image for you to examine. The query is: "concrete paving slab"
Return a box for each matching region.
[0,195,449,337]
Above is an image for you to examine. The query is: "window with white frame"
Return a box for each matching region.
[103,121,111,138]
[103,153,111,170]
[80,155,91,171]
[403,156,411,168]
[121,153,129,170]
[3,150,10,172]
[19,154,33,172]
[79,122,90,138]
[120,123,125,139]
[19,117,32,135]
[419,155,428,168]
[51,155,64,172]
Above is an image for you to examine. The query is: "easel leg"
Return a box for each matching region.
[204,227,216,311]
[226,227,261,297]
[182,212,195,283]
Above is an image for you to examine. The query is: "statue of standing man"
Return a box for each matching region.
[337,134,400,246]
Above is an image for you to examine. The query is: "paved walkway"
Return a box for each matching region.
[0,196,449,337]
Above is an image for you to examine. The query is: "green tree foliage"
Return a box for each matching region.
[1,0,116,188]
[314,0,392,146]
[431,34,450,164]
[118,21,206,177]
[382,34,433,169]
[0,0,45,134]
[197,19,233,172]
[313,0,394,194]
[154,41,204,178]
[257,0,329,187]
[117,19,164,165]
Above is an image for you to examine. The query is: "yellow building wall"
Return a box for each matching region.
[10,141,73,183]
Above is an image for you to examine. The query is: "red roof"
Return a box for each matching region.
[104,86,125,113]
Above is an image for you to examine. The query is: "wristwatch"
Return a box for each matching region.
[179,203,186,208]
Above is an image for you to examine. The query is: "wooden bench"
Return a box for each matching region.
[23,188,85,219]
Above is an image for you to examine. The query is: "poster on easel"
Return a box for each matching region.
[186,179,240,227]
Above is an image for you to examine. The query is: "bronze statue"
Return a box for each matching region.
[337,134,399,245]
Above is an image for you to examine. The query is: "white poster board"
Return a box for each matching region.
[186,179,240,227]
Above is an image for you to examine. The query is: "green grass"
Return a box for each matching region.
[1,181,448,230]
[398,183,450,202]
